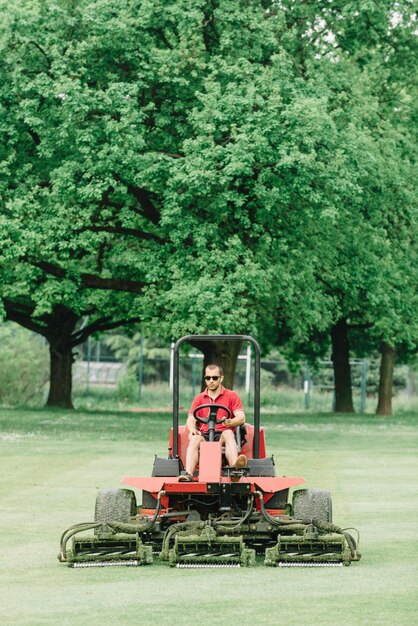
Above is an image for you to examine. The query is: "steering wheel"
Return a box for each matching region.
[193,404,232,442]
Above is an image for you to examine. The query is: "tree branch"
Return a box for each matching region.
[32,260,146,293]
[26,128,41,146]
[27,40,51,69]
[71,315,142,346]
[83,224,165,243]
[3,299,48,335]
[152,28,173,50]
[113,175,160,224]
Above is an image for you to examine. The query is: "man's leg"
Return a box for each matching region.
[220,430,247,467]
[184,433,204,476]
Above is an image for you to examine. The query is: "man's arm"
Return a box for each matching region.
[224,410,245,428]
[186,414,200,436]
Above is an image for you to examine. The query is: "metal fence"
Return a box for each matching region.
[74,341,387,411]
[303,360,369,412]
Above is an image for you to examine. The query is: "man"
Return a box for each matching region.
[178,363,247,482]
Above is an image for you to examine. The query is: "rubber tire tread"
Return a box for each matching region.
[292,488,333,524]
[94,488,137,524]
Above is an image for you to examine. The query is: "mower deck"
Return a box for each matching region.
[60,470,360,568]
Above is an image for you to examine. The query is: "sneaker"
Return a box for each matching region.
[234,454,247,469]
[178,471,193,482]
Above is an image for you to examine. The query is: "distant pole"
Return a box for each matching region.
[304,364,311,409]
[192,352,197,398]
[138,331,144,402]
[87,336,92,392]
[360,360,368,413]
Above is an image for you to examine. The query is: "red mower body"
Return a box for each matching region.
[122,423,305,518]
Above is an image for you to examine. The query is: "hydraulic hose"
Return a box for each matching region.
[214,495,255,532]
[255,491,307,530]
[253,492,360,559]
[160,495,255,558]
[58,490,165,562]
[59,522,103,561]
[107,489,165,534]
[312,521,359,558]
[160,521,206,561]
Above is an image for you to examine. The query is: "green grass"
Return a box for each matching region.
[1,407,417,626]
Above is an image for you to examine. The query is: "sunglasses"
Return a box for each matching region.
[204,375,221,381]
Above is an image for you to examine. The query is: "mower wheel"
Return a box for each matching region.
[94,488,137,531]
[292,488,333,524]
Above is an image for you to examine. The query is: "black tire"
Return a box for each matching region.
[292,488,333,524]
[94,488,137,525]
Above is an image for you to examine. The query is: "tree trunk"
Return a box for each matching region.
[47,342,75,408]
[5,298,142,408]
[190,339,243,390]
[45,307,78,409]
[376,343,395,416]
[331,318,355,413]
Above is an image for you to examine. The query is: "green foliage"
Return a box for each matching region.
[0,322,49,405]
[0,0,416,396]
[103,333,168,369]
[115,373,141,403]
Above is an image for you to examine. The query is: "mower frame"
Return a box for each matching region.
[172,334,261,458]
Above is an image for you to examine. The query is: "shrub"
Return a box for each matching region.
[0,322,49,406]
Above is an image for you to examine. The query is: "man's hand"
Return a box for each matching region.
[224,412,245,428]
[186,415,200,438]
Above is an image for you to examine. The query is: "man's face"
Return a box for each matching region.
[204,367,223,392]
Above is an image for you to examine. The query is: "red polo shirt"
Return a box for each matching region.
[189,386,244,433]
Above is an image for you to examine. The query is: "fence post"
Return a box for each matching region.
[304,364,311,409]
[138,332,144,402]
[191,353,198,399]
[86,336,92,391]
[360,360,368,413]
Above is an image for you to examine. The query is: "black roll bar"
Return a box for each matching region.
[172,335,261,459]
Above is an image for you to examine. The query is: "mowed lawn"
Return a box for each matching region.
[0,406,417,626]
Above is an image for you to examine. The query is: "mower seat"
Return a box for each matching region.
[170,425,243,469]
[169,423,266,469]
[240,424,267,459]
[235,424,246,451]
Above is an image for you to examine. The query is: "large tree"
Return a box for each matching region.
[0,0,416,411]
[0,0,280,401]
[0,0,166,406]
[262,0,418,412]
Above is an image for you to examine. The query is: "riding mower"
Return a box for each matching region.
[58,334,361,568]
